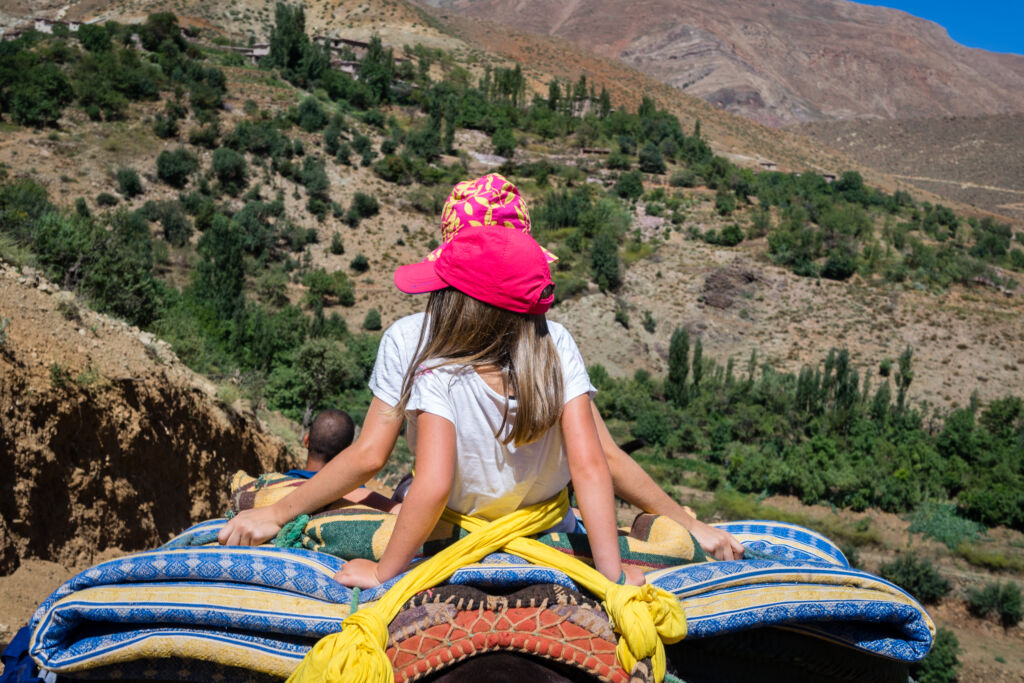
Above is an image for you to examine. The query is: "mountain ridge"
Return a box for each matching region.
[419,0,1024,125]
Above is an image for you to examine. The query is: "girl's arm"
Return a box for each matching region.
[591,402,745,561]
[335,411,455,587]
[218,398,403,547]
[561,394,633,584]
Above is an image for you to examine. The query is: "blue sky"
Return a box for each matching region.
[851,1,1024,55]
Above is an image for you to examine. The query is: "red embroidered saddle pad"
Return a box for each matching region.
[386,584,655,683]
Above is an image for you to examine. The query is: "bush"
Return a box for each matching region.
[96,192,119,207]
[492,127,517,158]
[638,142,665,174]
[330,232,344,255]
[362,307,382,331]
[879,555,950,604]
[821,247,857,280]
[350,192,379,219]
[211,147,248,195]
[642,310,656,333]
[909,502,982,550]
[156,148,198,188]
[910,628,960,683]
[715,189,736,215]
[613,171,644,201]
[116,168,143,198]
[350,253,369,273]
[967,581,1022,627]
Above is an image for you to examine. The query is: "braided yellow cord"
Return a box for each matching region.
[287,489,685,683]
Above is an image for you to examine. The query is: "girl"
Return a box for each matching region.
[336,224,634,588]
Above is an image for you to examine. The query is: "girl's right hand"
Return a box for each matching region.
[217,507,282,547]
[334,558,384,588]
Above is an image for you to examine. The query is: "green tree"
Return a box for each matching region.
[362,307,382,331]
[590,230,621,291]
[295,338,357,428]
[492,127,517,158]
[211,147,248,195]
[9,63,72,127]
[613,171,644,201]
[638,141,665,174]
[667,327,690,407]
[268,2,309,73]
[193,214,244,321]
[357,35,394,105]
[156,148,198,188]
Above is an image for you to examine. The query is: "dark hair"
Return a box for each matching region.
[307,409,355,463]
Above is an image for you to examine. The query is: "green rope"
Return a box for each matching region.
[254,473,272,490]
[349,587,361,613]
[274,514,310,548]
[664,672,686,683]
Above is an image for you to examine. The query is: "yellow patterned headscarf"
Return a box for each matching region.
[426,173,557,263]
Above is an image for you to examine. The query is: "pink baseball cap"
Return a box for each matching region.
[395,225,555,315]
[426,173,557,264]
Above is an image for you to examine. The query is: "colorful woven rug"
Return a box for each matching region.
[24,517,934,681]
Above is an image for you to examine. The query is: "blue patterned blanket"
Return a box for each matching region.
[25,519,934,680]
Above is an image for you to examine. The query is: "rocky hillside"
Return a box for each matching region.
[421,0,1024,125]
[0,263,293,574]
[798,113,1024,222]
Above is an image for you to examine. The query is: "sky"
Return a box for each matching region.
[851,0,1024,55]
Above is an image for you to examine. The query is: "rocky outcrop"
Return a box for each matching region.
[0,263,292,574]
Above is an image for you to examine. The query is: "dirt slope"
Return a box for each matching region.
[0,262,294,575]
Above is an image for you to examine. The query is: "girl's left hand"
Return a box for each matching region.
[623,565,647,586]
[334,558,384,588]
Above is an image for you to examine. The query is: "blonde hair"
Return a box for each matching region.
[395,288,564,446]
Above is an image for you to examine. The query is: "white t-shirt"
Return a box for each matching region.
[369,312,595,521]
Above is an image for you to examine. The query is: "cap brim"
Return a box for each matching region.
[394,260,448,294]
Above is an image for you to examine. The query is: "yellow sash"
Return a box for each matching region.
[287,489,685,683]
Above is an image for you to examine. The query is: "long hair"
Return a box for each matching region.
[395,288,563,446]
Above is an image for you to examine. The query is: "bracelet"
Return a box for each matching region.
[617,570,627,585]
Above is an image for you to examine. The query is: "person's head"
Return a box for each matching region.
[394,225,562,447]
[304,409,355,471]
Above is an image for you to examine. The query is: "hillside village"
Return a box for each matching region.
[1,1,1023,680]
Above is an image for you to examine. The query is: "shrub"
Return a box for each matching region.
[879,555,950,604]
[591,230,621,292]
[642,310,656,333]
[350,253,369,272]
[614,306,630,329]
[362,307,382,331]
[821,247,857,280]
[669,169,697,187]
[909,502,982,550]
[613,171,644,201]
[967,581,1022,627]
[715,188,736,215]
[116,168,143,198]
[96,192,119,207]
[910,628,960,683]
[638,142,665,174]
[330,232,344,255]
[350,192,379,219]
[156,148,198,188]
[492,127,517,158]
[211,147,248,195]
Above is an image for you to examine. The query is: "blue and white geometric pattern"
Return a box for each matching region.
[28,518,934,679]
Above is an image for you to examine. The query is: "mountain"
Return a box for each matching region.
[419,0,1024,126]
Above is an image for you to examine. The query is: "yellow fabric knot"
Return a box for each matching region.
[604,583,686,681]
[288,489,686,682]
[288,610,391,683]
